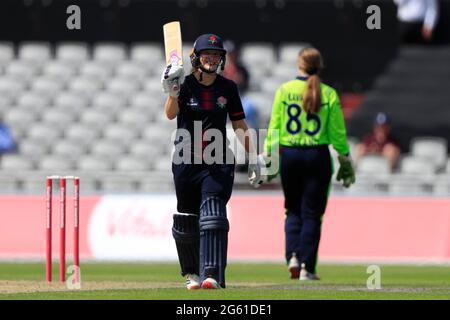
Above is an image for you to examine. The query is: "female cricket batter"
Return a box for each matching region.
[161,34,263,289]
[264,47,355,280]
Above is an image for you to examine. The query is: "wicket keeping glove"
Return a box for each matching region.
[336,154,356,188]
[248,154,266,188]
[262,153,279,182]
[161,64,185,98]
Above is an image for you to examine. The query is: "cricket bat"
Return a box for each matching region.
[163,21,183,68]
[163,21,183,91]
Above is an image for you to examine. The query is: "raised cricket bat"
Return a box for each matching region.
[163,21,183,91]
[163,21,183,68]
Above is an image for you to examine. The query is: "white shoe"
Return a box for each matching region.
[186,274,201,290]
[201,277,221,289]
[288,253,300,279]
[299,263,320,281]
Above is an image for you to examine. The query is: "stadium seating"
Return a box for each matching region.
[0,41,448,195]
[410,137,447,171]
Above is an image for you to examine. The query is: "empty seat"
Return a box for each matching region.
[357,155,391,174]
[130,92,163,113]
[260,78,282,94]
[116,61,149,81]
[0,154,34,170]
[410,137,447,170]
[389,175,426,195]
[7,125,26,141]
[400,155,435,175]
[103,124,139,145]
[39,155,74,171]
[130,43,164,67]
[56,42,89,65]
[19,42,51,64]
[344,176,387,195]
[42,109,76,128]
[142,77,163,93]
[117,109,153,126]
[0,42,14,66]
[153,157,172,171]
[106,78,140,96]
[43,61,76,82]
[77,155,113,171]
[80,109,114,127]
[278,42,310,64]
[16,92,49,113]
[115,156,151,171]
[4,123,28,143]
[91,92,126,113]
[79,61,112,82]
[27,124,62,142]
[130,92,153,108]
[31,77,65,98]
[54,92,89,112]
[4,109,37,128]
[129,141,161,158]
[0,77,26,99]
[52,140,87,159]
[5,61,39,81]
[93,43,127,65]
[0,95,11,113]
[69,76,102,97]
[90,139,126,157]
[18,139,49,158]
[65,124,100,145]
[142,124,176,145]
[130,92,165,112]
[270,64,298,83]
[241,43,276,75]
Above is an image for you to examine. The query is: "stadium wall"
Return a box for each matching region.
[1,195,449,263]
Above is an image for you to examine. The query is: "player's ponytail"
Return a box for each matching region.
[298,47,324,114]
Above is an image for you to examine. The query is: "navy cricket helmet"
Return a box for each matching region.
[190,34,227,71]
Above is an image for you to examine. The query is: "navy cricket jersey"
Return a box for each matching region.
[175,73,246,162]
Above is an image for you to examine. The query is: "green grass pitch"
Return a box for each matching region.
[0,262,449,300]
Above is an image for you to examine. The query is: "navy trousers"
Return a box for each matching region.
[172,163,235,214]
[280,145,332,274]
[172,163,234,287]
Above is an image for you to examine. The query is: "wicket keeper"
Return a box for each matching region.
[264,47,355,280]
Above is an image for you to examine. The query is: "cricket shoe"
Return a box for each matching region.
[186,274,201,290]
[288,253,300,279]
[299,263,320,281]
[201,277,221,289]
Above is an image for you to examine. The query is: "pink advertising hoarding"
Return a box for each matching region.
[0,195,449,263]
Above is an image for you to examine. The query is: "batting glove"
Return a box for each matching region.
[248,154,267,188]
[336,154,356,188]
[161,64,185,98]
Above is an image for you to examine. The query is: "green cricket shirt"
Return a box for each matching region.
[264,77,350,156]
